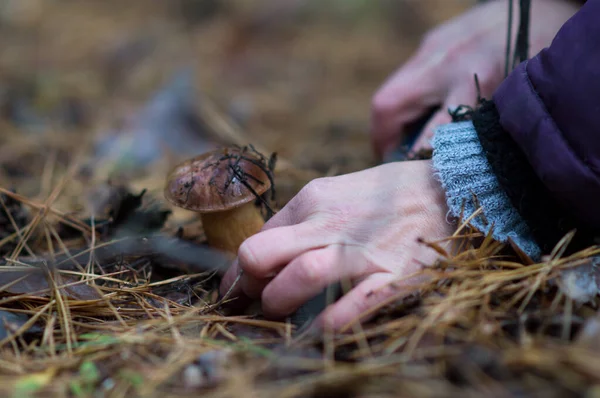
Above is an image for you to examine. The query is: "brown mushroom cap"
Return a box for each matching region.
[164,147,272,213]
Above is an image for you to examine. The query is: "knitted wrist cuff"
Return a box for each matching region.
[431,121,542,259]
[472,100,595,256]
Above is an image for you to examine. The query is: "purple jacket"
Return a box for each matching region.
[493,0,600,229]
[432,0,599,257]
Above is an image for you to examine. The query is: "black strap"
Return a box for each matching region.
[513,0,531,68]
[504,0,532,77]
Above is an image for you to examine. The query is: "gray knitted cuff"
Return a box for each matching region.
[431,121,542,259]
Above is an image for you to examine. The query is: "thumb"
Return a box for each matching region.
[370,59,446,159]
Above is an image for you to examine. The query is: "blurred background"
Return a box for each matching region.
[0,0,474,214]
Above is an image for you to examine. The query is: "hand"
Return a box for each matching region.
[219,160,454,330]
[370,0,579,158]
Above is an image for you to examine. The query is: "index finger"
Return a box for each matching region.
[370,55,447,158]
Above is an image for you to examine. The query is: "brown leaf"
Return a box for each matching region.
[0,268,102,300]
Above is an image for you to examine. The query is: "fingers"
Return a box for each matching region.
[370,103,428,160]
[370,59,446,159]
[260,245,374,319]
[220,218,337,302]
[237,221,334,278]
[218,259,253,309]
[220,258,242,297]
[258,181,321,231]
[240,272,270,299]
[219,256,271,302]
[220,178,337,303]
[313,271,426,331]
[411,80,479,152]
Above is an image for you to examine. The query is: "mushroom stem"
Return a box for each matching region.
[200,203,265,254]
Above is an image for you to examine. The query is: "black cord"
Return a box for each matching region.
[512,0,531,69]
[504,0,514,78]
[505,0,532,76]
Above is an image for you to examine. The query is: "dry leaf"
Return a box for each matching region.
[0,268,101,300]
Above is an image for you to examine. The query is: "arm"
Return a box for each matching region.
[432,0,600,258]
[370,0,580,158]
[218,0,596,329]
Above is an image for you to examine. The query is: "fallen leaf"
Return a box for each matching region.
[0,310,40,339]
[0,268,102,300]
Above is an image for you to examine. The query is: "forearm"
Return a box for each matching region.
[431,0,600,258]
[432,102,595,259]
[492,0,600,228]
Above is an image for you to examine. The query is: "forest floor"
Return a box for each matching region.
[0,1,599,397]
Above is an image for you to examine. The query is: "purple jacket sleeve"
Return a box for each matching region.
[493,0,600,229]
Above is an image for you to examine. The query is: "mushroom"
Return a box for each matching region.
[164,146,274,254]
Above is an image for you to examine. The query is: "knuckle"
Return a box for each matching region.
[419,30,438,50]
[350,284,391,316]
[297,254,326,286]
[302,177,331,201]
[371,89,397,121]
[299,181,317,200]
[287,177,335,221]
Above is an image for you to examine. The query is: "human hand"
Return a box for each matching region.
[370,0,579,158]
[219,160,454,330]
